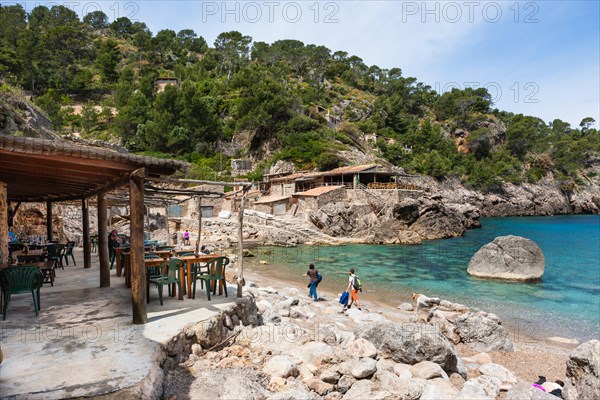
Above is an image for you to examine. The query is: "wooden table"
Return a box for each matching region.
[176,254,223,299]
[147,250,173,259]
[26,261,56,286]
[123,253,224,299]
[13,250,44,257]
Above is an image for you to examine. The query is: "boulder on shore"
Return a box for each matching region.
[354,321,467,378]
[563,340,600,400]
[467,235,545,281]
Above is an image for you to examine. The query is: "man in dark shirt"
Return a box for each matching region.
[305,263,319,301]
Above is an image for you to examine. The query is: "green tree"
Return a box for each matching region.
[505,114,549,159]
[110,17,133,37]
[80,101,99,134]
[214,31,252,80]
[35,89,66,129]
[96,39,121,83]
[83,10,108,29]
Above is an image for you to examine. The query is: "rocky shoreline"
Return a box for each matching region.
[160,269,598,400]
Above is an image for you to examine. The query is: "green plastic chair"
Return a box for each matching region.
[91,236,98,253]
[146,264,165,304]
[0,266,44,320]
[193,257,229,301]
[46,244,65,270]
[148,258,183,305]
[63,241,76,266]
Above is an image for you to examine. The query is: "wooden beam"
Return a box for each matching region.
[82,198,91,269]
[165,205,171,246]
[195,197,202,253]
[46,201,52,242]
[236,187,250,297]
[130,171,147,324]
[98,193,110,287]
[145,176,252,187]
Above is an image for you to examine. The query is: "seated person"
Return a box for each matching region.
[8,227,17,243]
[200,245,211,254]
[108,230,121,258]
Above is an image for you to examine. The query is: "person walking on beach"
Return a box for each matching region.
[305,263,319,301]
[344,268,362,311]
[183,230,190,246]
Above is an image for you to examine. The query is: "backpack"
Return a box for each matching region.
[353,275,362,292]
[317,273,323,284]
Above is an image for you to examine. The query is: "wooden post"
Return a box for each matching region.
[130,169,147,324]
[165,205,171,246]
[0,181,8,266]
[82,198,91,269]
[46,201,52,242]
[195,197,202,254]
[236,188,249,297]
[98,192,110,287]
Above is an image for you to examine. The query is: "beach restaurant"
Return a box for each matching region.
[0,135,191,323]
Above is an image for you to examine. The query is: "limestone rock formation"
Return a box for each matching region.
[467,235,545,280]
[354,321,466,378]
[453,311,515,352]
[563,339,600,400]
[0,89,62,140]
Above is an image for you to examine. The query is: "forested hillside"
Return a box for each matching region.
[1,4,598,192]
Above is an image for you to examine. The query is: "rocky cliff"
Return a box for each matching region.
[0,88,62,140]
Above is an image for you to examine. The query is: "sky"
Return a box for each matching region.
[19,0,600,127]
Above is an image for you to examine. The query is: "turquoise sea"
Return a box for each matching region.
[249,215,600,341]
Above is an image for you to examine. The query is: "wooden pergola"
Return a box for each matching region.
[0,136,187,323]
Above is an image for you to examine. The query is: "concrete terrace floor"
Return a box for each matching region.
[0,249,236,399]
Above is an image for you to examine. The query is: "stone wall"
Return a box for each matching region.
[346,189,423,204]
[317,187,347,206]
[0,181,7,264]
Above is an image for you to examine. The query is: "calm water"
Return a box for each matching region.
[249,215,600,341]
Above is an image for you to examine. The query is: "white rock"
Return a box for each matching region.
[257,300,272,313]
[263,355,299,378]
[267,388,317,400]
[457,380,490,400]
[420,378,459,400]
[478,363,517,385]
[337,374,357,394]
[376,358,397,373]
[467,235,545,280]
[410,361,449,380]
[398,303,414,311]
[191,343,203,357]
[320,368,341,384]
[374,370,405,392]
[457,376,501,400]
[306,378,333,395]
[346,338,378,359]
[293,341,335,365]
[548,336,579,345]
[393,363,413,380]
[342,379,374,399]
[472,352,492,365]
[268,376,288,392]
[351,357,378,379]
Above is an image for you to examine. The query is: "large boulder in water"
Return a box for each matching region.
[467,235,545,281]
[563,340,600,400]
